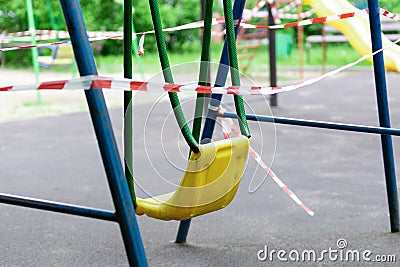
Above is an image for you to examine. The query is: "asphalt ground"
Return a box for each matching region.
[1,70,400,266]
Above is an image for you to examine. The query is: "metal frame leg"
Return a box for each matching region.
[367,0,399,232]
[60,0,148,265]
[268,4,277,107]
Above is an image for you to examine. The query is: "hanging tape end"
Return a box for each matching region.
[138,34,145,56]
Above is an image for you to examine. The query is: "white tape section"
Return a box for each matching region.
[220,108,315,216]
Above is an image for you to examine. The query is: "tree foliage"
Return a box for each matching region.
[0,0,201,55]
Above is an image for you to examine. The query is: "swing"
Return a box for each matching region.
[134,0,250,221]
[37,44,74,68]
[38,1,74,68]
[135,136,249,220]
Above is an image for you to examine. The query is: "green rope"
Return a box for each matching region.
[191,0,214,145]
[149,0,200,153]
[198,0,213,86]
[223,0,251,138]
[123,0,137,205]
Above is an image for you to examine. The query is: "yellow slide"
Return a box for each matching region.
[304,0,400,72]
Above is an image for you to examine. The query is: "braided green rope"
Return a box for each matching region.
[123,0,136,206]
[198,0,213,86]
[191,0,214,145]
[149,0,200,153]
[223,0,251,138]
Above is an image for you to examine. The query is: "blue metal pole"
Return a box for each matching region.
[367,0,399,232]
[268,3,277,107]
[175,0,247,243]
[0,193,117,222]
[59,1,148,265]
[221,112,400,136]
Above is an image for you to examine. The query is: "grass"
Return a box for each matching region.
[96,42,373,77]
[7,41,372,78]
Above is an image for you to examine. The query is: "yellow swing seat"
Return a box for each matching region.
[135,136,250,221]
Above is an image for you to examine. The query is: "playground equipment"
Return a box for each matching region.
[136,136,250,220]
[36,0,75,68]
[304,0,400,72]
[0,0,400,266]
[237,1,293,73]
[37,44,74,68]
[134,0,251,222]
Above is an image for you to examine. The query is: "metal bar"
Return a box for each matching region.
[124,0,136,206]
[120,0,146,80]
[367,0,399,232]
[221,112,400,136]
[59,1,147,265]
[0,193,117,222]
[268,4,277,107]
[131,23,146,80]
[297,2,304,78]
[175,0,247,243]
[25,0,41,104]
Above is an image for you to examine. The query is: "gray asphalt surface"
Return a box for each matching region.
[1,71,400,266]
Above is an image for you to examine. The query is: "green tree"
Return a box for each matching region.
[133,0,201,52]
[0,0,201,56]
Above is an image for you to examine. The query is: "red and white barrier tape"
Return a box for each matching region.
[279,10,315,20]
[2,7,398,53]
[240,9,368,29]
[252,0,267,14]
[1,30,123,39]
[249,9,315,20]
[1,36,398,93]
[220,109,314,216]
[379,8,400,22]
[0,30,128,45]
[279,0,301,13]
[251,0,301,15]
[0,17,228,53]
[246,0,314,21]
[0,40,73,52]
[2,6,397,43]
[277,0,314,20]
[267,0,281,23]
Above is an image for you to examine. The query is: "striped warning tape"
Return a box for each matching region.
[0,40,74,52]
[251,0,267,15]
[220,109,315,216]
[0,30,126,45]
[241,9,367,29]
[1,7,398,53]
[1,30,123,39]
[2,5,397,44]
[246,0,314,20]
[267,0,281,23]
[1,37,398,93]
[276,0,313,20]
[379,8,400,21]
[250,9,315,20]
[252,0,302,15]
[279,0,302,13]
[0,17,226,52]
[279,10,315,20]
